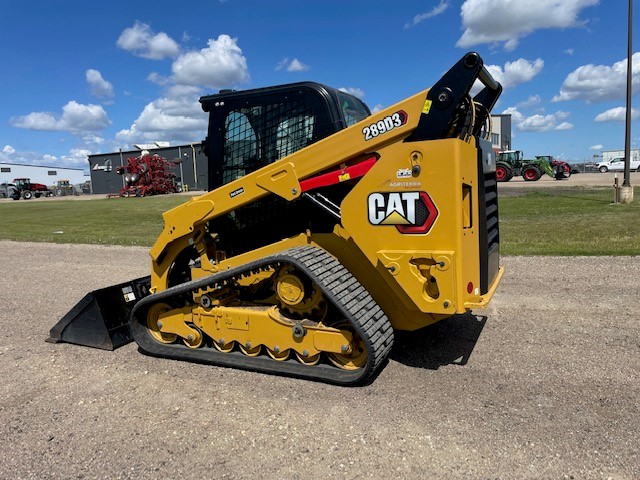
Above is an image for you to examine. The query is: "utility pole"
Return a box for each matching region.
[621,0,634,203]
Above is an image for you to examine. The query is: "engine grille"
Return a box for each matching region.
[483,174,500,255]
[477,140,500,294]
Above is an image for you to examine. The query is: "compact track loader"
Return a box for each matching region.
[49,52,504,385]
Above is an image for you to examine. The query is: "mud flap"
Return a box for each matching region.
[47,276,151,350]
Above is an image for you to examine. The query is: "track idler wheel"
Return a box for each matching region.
[326,321,368,371]
[146,303,178,344]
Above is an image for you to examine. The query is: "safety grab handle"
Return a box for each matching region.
[477,64,500,93]
[405,52,502,142]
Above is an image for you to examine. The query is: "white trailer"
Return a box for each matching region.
[602,149,640,163]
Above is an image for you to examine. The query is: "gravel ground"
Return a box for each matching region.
[0,241,638,479]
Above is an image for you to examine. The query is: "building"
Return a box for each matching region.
[88,143,208,195]
[0,162,88,186]
[601,149,640,163]
[490,114,512,152]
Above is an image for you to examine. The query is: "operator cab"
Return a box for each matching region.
[200,82,370,190]
[198,82,370,257]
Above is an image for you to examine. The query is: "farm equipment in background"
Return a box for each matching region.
[51,179,80,196]
[115,153,180,197]
[49,52,504,385]
[9,178,54,199]
[495,151,571,182]
[0,182,12,198]
[538,155,572,180]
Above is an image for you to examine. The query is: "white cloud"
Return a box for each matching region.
[61,148,92,167]
[117,35,249,148]
[338,87,365,99]
[82,133,105,145]
[116,22,180,60]
[502,106,573,132]
[86,69,114,101]
[371,104,384,113]
[147,72,170,86]
[172,35,249,88]
[518,114,554,131]
[116,85,207,145]
[473,58,543,94]
[553,53,640,102]
[564,48,574,55]
[589,144,603,150]
[457,0,599,51]
[288,58,309,72]
[3,145,15,155]
[404,1,449,29]
[486,58,544,88]
[517,95,542,108]
[276,58,310,72]
[10,112,57,130]
[10,101,110,132]
[594,106,640,122]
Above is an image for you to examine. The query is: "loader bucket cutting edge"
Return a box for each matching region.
[47,276,151,350]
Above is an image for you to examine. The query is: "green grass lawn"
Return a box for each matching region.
[1,187,639,255]
[0,196,188,246]
[498,187,640,255]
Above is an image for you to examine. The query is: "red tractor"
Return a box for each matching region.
[115,153,180,197]
[10,178,53,200]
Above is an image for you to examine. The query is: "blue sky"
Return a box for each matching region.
[1,0,638,170]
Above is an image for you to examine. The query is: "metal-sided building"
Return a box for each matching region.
[0,162,88,186]
[490,114,512,152]
[88,143,208,195]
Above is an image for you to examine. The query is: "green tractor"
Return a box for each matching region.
[51,179,79,196]
[496,151,571,182]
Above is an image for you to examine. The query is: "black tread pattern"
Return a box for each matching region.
[130,246,394,385]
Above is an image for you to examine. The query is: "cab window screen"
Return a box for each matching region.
[224,111,258,184]
[222,101,316,185]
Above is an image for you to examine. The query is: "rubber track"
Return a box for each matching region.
[130,246,394,385]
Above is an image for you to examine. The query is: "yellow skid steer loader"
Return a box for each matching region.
[49,52,504,385]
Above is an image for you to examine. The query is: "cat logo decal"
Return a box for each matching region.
[367,191,438,234]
